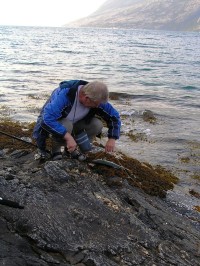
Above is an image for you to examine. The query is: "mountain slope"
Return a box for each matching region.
[66,0,200,31]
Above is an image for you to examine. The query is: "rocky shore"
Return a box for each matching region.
[0,146,200,266]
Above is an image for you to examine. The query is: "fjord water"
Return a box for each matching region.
[0,26,200,210]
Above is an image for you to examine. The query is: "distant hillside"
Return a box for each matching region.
[65,0,200,31]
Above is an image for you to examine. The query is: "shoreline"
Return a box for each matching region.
[1,117,200,223]
[0,90,200,220]
[0,144,200,265]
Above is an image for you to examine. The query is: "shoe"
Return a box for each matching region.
[63,148,86,161]
[34,149,48,160]
[70,150,86,161]
[52,152,62,161]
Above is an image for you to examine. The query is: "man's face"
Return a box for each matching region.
[80,95,101,108]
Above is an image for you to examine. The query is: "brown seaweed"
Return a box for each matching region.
[87,151,179,198]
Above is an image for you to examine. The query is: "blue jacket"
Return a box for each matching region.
[33,80,121,150]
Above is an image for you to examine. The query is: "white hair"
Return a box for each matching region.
[82,81,109,103]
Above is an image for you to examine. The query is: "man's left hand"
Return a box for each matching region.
[105,138,116,153]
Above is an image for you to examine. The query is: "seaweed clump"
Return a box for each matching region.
[193,206,200,212]
[87,151,179,198]
[0,119,35,151]
[142,110,157,124]
[189,189,200,199]
[126,131,147,142]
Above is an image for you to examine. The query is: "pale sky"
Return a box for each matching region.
[0,0,106,27]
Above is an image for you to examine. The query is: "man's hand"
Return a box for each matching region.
[105,138,116,153]
[64,132,77,152]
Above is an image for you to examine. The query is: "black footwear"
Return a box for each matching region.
[70,150,86,161]
[64,148,86,161]
[52,152,62,161]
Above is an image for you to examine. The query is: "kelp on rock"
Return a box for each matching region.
[87,151,179,198]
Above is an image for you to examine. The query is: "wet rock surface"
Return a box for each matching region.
[0,149,200,266]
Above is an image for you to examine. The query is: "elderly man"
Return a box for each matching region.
[33,80,121,160]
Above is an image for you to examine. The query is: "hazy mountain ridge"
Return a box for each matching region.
[66,0,200,31]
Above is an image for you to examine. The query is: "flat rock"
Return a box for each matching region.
[0,150,200,266]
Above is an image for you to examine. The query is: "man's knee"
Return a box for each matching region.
[90,118,103,135]
[85,118,103,141]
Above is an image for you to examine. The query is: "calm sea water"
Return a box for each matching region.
[0,26,200,213]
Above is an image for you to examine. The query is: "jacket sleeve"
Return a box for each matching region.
[97,103,121,139]
[41,88,71,137]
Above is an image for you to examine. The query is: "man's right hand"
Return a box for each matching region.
[64,132,77,152]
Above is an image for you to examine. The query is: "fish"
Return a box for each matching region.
[92,159,125,169]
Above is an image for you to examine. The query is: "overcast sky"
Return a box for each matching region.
[0,0,106,27]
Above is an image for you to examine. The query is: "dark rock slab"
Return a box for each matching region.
[0,150,200,266]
